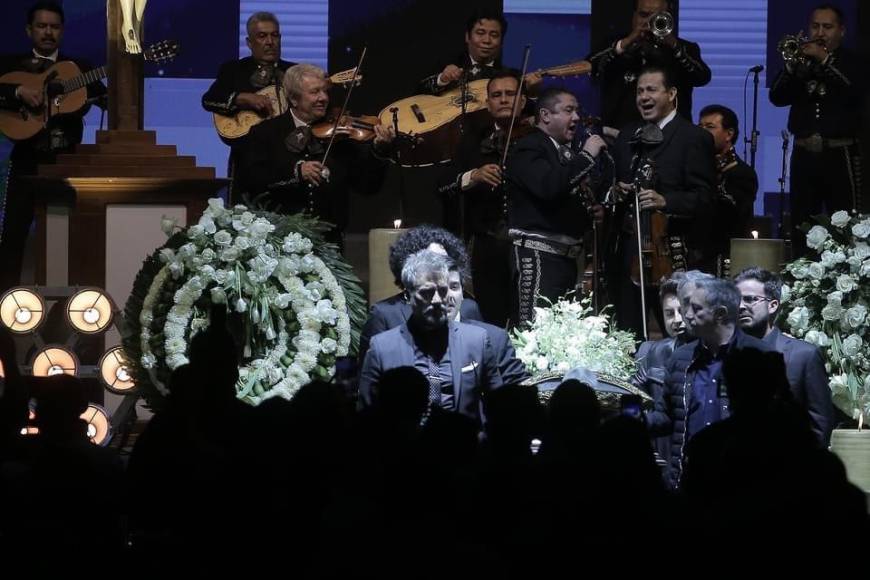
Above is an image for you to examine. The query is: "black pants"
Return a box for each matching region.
[790,143,862,256]
[510,244,577,328]
[470,232,511,328]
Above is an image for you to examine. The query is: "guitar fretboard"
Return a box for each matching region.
[61,66,107,93]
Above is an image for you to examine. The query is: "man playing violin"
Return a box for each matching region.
[698,104,757,274]
[202,11,296,201]
[237,64,395,243]
[608,66,715,338]
[505,87,608,327]
[769,4,866,257]
[437,69,528,327]
[0,1,106,293]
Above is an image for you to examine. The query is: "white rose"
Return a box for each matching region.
[235,298,248,313]
[198,215,217,234]
[168,261,184,279]
[161,215,178,236]
[827,291,844,305]
[807,262,825,280]
[211,287,227,304]
[853,242,870,260]
[804,330,832,347]
[805,225,830,250]
[831,210,851,228]
[250,218,275,238]
[822,303,844,321]
[187,224,205,239]
[820,250,846,268]
[220,246,241,262]
[535,356,550,371]
[853,221,870,239]
[836,274,858,293]
[780,284,791,303]
[213,229,233,246]
[159,248,176,263]
[786,306,811,331]
[860,260,870,278]
[207,197,225,212]
[842,334,863,357]
[232,211,255,231]
[556,361,571,373]
[321,338,338,354]
[845,304,868,328]
[234,235,252,251]
[790,263,809,279]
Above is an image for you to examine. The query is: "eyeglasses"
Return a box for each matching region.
[740,295,772,306]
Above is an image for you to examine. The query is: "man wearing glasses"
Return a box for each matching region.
[734,267,833,446]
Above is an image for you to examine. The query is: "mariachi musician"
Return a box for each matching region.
[236,64,395,245]
[608,66,715,338]
[202,12,295,201]
[505,87,609,327]
[698,104,758,274]
[437,69,528,327]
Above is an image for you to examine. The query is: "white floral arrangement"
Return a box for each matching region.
[781,210,870,426]
[124,199,366,408]
[511,296,638,381]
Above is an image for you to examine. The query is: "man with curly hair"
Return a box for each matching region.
[359,225,483,362]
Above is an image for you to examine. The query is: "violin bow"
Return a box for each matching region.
[318,46,367,169]
[498,45,531,219]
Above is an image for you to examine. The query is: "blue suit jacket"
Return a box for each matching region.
[764,327,834,446]
[359,321,503,421]
[358,292,483,362]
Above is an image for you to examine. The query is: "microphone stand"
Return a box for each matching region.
[778,130,790,240]
[390,107,405,224]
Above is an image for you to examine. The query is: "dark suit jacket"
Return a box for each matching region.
[506,128,599,239]
[465,319,530,387]
[359,321,503,422]
[237,113,387,230]
[764,328,833,446]
[715,156,758,257]
[201,57,296,117]
[358,292,483,362]
[612,115,716,266]
[418,52,501,95]
[587,37,711,129]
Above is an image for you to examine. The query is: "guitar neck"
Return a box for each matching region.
[61,65,108,94]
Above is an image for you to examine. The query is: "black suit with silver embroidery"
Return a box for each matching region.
[237,113,387,233]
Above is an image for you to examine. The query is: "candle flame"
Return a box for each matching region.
[393,219,402,229]
[751,231,759,239]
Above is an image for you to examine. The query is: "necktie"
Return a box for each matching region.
[427,358,441,407]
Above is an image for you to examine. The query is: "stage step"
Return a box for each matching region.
[75,143,178,156]
[37,165,215,178]
[54,154,197,167]
[95,130,158,145]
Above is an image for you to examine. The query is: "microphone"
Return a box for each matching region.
[749,64,764,73]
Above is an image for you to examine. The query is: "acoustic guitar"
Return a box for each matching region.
[212,68,362,141]
[0,40,179,141]
[378,60,592,136]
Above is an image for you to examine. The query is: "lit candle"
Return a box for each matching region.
[368,219,408,305]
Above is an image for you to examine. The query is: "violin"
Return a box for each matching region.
[311,112,381,142]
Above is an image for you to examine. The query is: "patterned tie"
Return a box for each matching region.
[427,358,441,407]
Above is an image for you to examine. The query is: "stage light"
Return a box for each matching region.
[99,346,136,394]
[81,404,111,446]
[66,288,114,334]
[0,288,46,333]
[31,346,79,377]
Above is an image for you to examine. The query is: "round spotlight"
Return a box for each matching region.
[66,288,114,334]
[31,346,79,378]
[99,346,136,394]
[0,288,46,333]
[81,404,111,446]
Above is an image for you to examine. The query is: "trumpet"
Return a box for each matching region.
[778,31,825,67]
[649,11,674,39]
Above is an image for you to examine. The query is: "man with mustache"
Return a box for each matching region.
[769,4,866,257]
[505,87,608,327]
[237,64,395,244]
[359,250,503,424]
[437,69,528,327]
[202,12,296,202]
[608,66,716,338]
[0,1,107,293]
